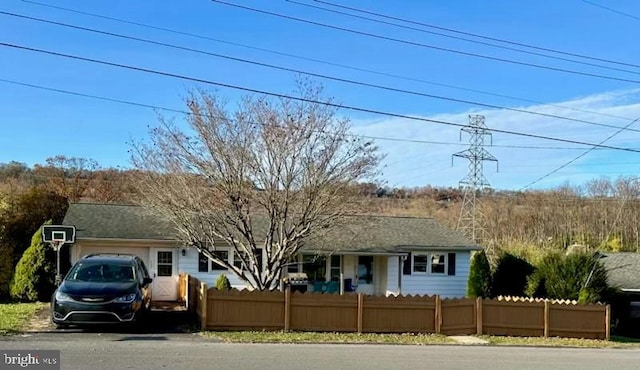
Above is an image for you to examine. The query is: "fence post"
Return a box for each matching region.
[357,293,364,333]
[543,299,549,338]
[284,286,291,332]
[476,297,483,335]
[200,281,208,331]
[184,274,189,310]
[605,304,611,341]
[435,295,442,334]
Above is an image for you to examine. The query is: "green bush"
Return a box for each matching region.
[491,253,534,297]
[0,188,68,301]
[526,252,609,303]
[215,273,231,290]
[467,250,492,298]
[9,221,56,302]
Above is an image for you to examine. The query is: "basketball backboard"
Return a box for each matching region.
[42,225,76,244]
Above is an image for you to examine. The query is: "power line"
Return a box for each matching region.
[582,0,640,21]
[0,78,620,152]
[519,115,640,190]
[5,11,640,135]
[2,41,639,153]
[210,0,640,84]
[19,0,637,123]
[506,161,640,169]
[312,0,640,69]
[286,0,640,76]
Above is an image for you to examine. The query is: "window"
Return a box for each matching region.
[136,258,150,281]
[198,252,209,272]
[330,255,341,281]
[255,249,263,271]
[69,262,136,282]
[412,253,448,274]
[303,255,326,281]
[135,259,150,284]
[157,251,173,277]
[287,256,300,273]
[357,256,373,284]
[233,251,245,270]
[413,254,429,273]
[431,254,446,274]
[198,249,231,272]
[211,250,229,270]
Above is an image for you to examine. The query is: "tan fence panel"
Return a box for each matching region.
[441,298,476,335]
[361,295,435,333]
[549,303,606,339]
[483,299,545,337]
[178,273,188,303]
[206,289,284,330]
[187,276,199,314]
[290,292,358,332]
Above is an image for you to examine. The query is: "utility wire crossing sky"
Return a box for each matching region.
[1,0,640,190]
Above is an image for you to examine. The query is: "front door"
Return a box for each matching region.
[356,256,374,295]
[151,248,178,301]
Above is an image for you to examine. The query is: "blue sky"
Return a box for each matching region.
[1,0,640,190]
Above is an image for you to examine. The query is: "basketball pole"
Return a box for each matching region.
[52,241,63,286]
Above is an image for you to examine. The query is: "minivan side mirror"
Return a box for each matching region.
[142,277,153,286]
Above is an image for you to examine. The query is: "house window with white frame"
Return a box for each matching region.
[233,250,246,270]
[412,253,447,274]
[198,250,230,272]
[412,254,429,273]
[210,250,229,270]
[430,254,446,274]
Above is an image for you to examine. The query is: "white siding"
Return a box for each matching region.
[385,256,400,296]
[400,251,471,298]
[177,247,249,289]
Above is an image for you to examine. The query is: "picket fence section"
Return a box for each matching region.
[178,273,609,340]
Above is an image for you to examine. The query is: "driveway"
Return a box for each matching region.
[24,302,196,335]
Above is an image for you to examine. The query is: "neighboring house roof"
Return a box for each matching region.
[600,252,640,292]
[63,203,480,253]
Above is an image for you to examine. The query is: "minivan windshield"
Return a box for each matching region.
[66,261,136,283]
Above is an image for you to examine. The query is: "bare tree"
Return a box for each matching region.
[130,84,383,290]
[33,155,98,202]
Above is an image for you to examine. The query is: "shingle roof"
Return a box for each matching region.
[63,203,175,240]
[600,252,640,291]
[302,215,479,252]
[63,203,480,253]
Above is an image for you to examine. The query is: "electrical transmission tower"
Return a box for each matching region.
[452,115,498,245]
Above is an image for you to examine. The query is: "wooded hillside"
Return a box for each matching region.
[1,156,637,299]
[2,157,639,252]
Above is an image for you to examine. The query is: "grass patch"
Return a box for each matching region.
[0,302,48,335]
[481,335,640,348]
[205,331,453,345]
[205,331,640,348]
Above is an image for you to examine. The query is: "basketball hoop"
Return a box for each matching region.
[51,239,65,251]
[42,225,76,286]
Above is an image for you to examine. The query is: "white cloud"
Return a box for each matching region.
[348,88,640,190]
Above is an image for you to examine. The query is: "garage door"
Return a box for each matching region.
[77,246,150,269]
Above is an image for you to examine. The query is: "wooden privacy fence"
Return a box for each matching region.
[179,273,208,325]
[181,274,610,340]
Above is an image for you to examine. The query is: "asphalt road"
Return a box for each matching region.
[1,332,640,370]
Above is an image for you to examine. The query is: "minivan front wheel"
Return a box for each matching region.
[54,321,69,329]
